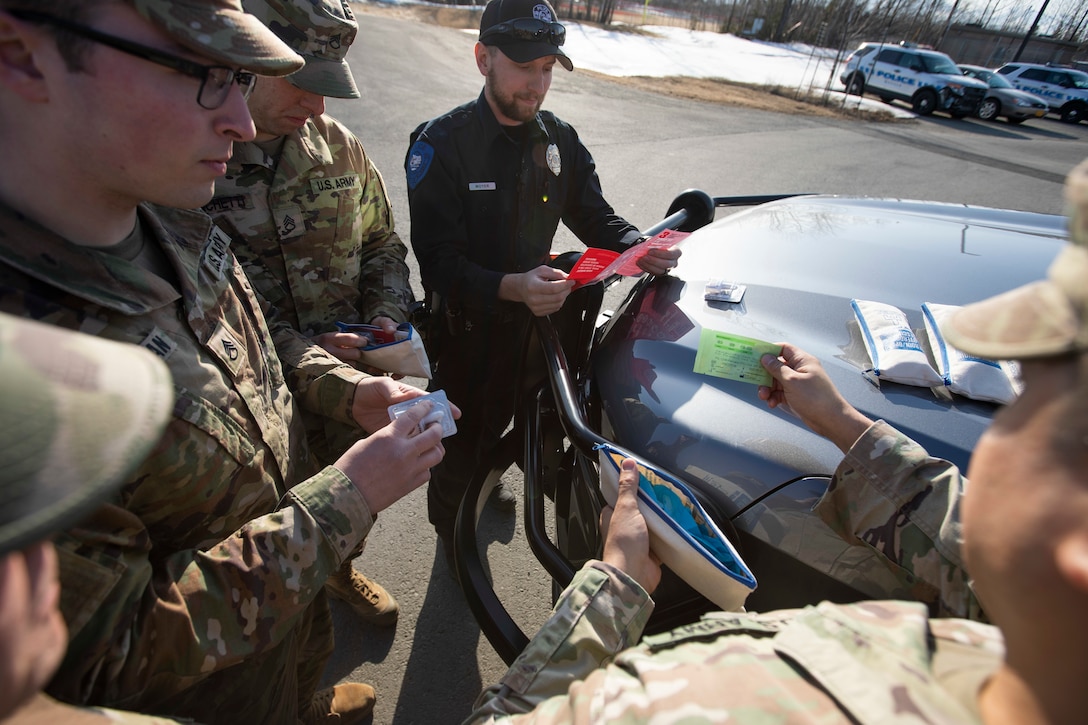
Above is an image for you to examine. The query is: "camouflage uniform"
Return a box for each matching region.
[817,420,983,621]
[0,202,374,723]
[206,114,412,463]
[8,695,193,724]
[465,422,996,723]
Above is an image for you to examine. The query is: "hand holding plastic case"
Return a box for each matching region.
[388,390,457,438]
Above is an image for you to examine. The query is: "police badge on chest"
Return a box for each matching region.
[533,142,562,179]
[546,143,561,176]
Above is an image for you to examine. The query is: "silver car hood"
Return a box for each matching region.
[593,195,1067,512]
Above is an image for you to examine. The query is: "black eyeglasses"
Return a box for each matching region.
[481,18,566,47]
[9,10,256,110]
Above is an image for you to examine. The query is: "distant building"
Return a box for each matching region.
[939,23,1082,68]
[940,23,1083,67]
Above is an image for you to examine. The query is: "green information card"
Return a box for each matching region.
[693,330,782,386]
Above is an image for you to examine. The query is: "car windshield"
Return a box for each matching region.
[922,53,960,74]
[1070,70,1088,89]
[985,71,1013,88]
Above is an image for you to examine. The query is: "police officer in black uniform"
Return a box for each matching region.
[405,0,680,572]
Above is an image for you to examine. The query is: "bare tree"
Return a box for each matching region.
[596,0,618,24]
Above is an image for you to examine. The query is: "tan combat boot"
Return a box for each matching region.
[302,683,376,724]
[325,560,399,626]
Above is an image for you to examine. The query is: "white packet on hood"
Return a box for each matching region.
[922,302,1018,405]
[851,299,944,388]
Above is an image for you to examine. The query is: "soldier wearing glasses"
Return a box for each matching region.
[405,0,681,573]
[0,1,447,723]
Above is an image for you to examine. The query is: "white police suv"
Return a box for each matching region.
[996,62,1088,124]
[840,42,987,118]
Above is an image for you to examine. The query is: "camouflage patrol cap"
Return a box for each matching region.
[242,0,360,99]
[944,158,1088,360]
[129,0,304,76]
[0,314,173,555]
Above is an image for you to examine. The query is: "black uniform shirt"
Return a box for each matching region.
[406,91,640,315]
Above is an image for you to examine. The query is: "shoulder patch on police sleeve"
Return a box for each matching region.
[406,140,434,191]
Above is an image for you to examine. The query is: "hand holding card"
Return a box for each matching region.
[568,229,689,289]
[694,330,783,386]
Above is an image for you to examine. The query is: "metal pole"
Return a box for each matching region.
[937,0,961,50]
[1013,0,1051,62]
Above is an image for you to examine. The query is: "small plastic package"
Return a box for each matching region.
[922,302,1019,405]
[851,299,944,388]
[336,321,432,379]
[597,445,757,611]
[387,389,457,438]
[704,280,747,303]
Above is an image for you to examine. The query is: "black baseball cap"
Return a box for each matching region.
[479,0,573,71]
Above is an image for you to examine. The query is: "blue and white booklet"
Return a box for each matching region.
[597,444,757,611]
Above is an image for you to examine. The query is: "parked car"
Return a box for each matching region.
[959,64,1048,123]
[839,41,987,117]
[997,62,1088,123]
[454,190,1068,664]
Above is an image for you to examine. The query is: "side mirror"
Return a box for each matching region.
[662,189,716,233]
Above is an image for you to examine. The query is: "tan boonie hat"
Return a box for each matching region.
[0,314,174,555]
[943,158,1088,360]
[130,0,304,76]
[242,0,360,99]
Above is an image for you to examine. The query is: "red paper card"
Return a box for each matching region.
[567,248,620,285]
[569,229,689,289]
